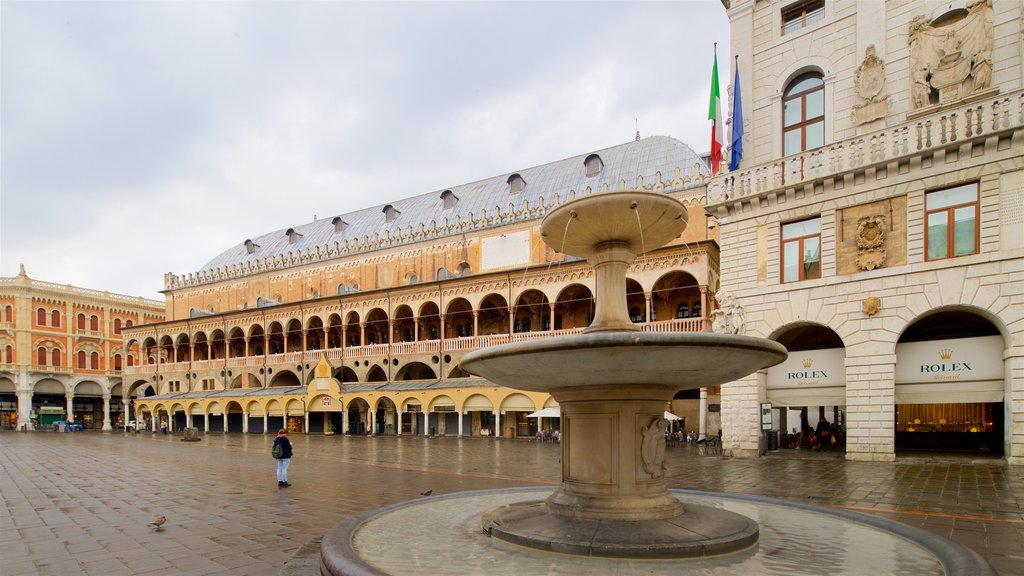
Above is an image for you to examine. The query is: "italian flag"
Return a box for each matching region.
[708,47,723,175]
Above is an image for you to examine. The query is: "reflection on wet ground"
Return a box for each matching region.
[1,432,1021,575]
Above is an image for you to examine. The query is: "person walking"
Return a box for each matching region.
[815,417,832,452]
[273,429,293,487]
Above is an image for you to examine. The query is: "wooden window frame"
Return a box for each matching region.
[780,217,823,283]
[782,0,825,35]
[782,73,825,156]
[924,182,980,261]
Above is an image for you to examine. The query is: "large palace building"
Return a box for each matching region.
[121,137,722,439]
[711,0,1022,463]
[0,266,165,430]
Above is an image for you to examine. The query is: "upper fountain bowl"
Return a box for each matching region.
[540,191,688,259]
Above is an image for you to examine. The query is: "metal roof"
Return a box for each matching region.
[196,136,706,276]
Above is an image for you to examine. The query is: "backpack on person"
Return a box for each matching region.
[272,442,283,459]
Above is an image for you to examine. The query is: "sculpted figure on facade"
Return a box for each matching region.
[711,292,744,335]
[908,0,994,109]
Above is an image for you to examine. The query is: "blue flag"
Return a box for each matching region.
[729,61,744,171]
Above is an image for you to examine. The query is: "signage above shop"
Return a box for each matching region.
[895,335,1003,385]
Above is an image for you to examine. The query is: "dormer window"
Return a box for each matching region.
[244,239,259,254]
[507,174,526,194]
[332,217,349,233]
[441,190,459,210]
[584,154,603,177]
[383,204,401,223]
[286,228,302,244]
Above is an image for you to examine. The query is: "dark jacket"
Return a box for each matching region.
[273,435,293,459]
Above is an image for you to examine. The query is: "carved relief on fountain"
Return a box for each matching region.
[852,45,890,125]
[855,214,887,271]
[908,0,994,110]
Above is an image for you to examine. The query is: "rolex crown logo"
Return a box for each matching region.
[802,359,813,368]
[939,348,953,360]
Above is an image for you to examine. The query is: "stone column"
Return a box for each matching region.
[186,412,193,429]
[458,411,464,436]
[494,410,501,438]
[16,374,33,430]
[263,414,268,434]
[304,412,310,435]
[369,407,376,435]
[698,388,708,440]
[242,411,249,434]
[65,392,74,425]
[102,393,112,431]
[644,291,652,322]
[472,311,479,337]
[397,408,404,435]
[549,303,556,331]
[359,323,366,346]
[700,286,709,330]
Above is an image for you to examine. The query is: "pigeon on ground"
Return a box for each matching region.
[149,515,167,530]
[420,489,432,497]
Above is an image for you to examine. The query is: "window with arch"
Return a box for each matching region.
[677,303,690,319]
[125,319,134,328]
[4,345,12,363]
[78,350,87,368]
[78,314,86,330]
[114,354,122,371]
[51,348,61,367]
[51,310,61,328]
[783,72,824,156]
[90,315,98,331]
[4,305,11,322]
[781,217,822,283]
[584,154,604,177]
[37,308,46,326]
[691,302,702,318]
[37,347,46,365]
[91,352,99,370]
[127,355,134,367]
[114,318,122,334]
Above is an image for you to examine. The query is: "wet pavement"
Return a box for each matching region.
[1,431,1021,575]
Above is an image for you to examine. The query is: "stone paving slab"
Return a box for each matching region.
[1,431,1021,575]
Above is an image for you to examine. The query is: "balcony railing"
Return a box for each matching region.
[708,91,1024,203]
[75,329,104,338]
[140,318,708,375]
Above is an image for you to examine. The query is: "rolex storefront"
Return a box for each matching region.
[895,335,1005,454]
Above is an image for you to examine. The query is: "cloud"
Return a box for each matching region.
[0,1,729,297]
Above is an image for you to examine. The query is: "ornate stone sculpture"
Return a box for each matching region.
[855,214,887,271]
[712,292,745,335]
[862,297,882,317]
[640,417,666,478]
[852,45,890,125]
[908,0,994,109]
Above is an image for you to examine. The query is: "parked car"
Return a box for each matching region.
[125,420,146,432]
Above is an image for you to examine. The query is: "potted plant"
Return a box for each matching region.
[325,423,336,436]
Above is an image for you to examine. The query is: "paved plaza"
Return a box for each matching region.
[1,431,1022,575]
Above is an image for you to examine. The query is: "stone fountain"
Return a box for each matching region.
[318,190,995,576]
[461,190,787,557]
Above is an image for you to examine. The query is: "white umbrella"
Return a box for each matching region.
[664,411,683,421]
[527,407,561,418]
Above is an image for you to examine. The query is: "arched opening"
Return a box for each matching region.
[445,298,473,339]
[555,284,594,330]
[766,323,846,451]
[394,362,437,381]
[418,302,441,341]
[514,290,548,333]
[894,309,1004,456]
[478,293,509,335]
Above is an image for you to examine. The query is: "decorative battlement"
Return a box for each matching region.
[164,167,710,291]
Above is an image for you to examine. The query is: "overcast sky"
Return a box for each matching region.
[1,1,730,300]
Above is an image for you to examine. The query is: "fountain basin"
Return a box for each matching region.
[461,331,788,393]
[320,488,996,576]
